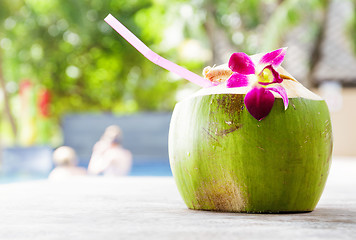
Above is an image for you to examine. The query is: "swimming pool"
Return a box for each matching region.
[130,161,172,176]
[0,161,172,184]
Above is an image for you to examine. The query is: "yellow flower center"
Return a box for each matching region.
[258,68,274,84]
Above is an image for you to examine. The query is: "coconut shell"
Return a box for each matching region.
[169,91,332,213]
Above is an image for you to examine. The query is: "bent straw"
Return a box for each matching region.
[104,14,213,88]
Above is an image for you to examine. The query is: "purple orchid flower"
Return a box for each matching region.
[226,48,289,121]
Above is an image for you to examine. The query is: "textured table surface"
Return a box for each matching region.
[0,158,355,240]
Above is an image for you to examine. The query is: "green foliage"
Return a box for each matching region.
[0,0,184,121]
[260,0,330,51]
[348,1,356,55]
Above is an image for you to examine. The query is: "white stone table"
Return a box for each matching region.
[0,158,355,240]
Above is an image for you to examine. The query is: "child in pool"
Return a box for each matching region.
[49,146,87,180]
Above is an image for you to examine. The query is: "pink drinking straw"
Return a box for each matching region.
[104,14,213,88]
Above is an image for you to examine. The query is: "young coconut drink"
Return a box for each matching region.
[169,48,333,213]
[104,15,332,213]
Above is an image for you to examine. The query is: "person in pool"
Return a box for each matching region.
[49,146,87,180]
[88,125,132,176]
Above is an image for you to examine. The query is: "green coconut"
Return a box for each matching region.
[168,67,333,213]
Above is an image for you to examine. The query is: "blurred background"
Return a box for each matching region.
[0,0,355,182]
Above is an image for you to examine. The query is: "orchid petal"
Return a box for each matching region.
[268,85,289,110]
[228,52,255,75]
[259,48,287,67]
[226,73,249,88]
[244,87,275,121]
[258,65,283,85]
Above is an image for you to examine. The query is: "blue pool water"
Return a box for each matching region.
[0,161,172,184]
[130,161,172,176]
[1,146,172,184]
